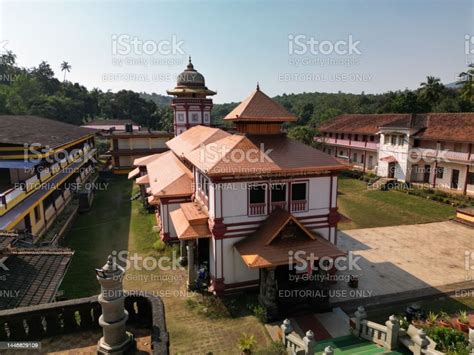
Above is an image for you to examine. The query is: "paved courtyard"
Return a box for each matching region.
[330,221,474,306]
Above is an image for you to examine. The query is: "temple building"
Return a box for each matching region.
[316,113,474,195]
[130,84,347,315]
[167,57,216,136]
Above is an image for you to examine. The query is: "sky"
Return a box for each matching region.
[0,0,473,103]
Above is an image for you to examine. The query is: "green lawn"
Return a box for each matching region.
[338,178,456,230]
[60,175,137,298]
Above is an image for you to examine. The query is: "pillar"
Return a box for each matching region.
[187,240,196,289]
[385,315,400,350]
[303,330,316,354]
[96,255,134,354]
[179,240,188,266]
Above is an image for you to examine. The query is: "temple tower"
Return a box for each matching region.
[167,57,216,136]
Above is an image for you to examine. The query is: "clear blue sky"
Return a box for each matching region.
[1,0,472,103]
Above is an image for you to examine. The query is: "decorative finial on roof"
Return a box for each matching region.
[187,56,194,70]
[256,82,260,91]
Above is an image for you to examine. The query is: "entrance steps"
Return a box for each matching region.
[314,307,351,338]
[314,335,409,354]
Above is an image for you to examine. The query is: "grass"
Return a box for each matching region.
[60,175,134,298]
[338,177,456,230]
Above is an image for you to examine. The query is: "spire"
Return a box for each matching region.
[187,56,194,70]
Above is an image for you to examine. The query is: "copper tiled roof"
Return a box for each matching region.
[136,174,150,185]
[169,203,210,240]
[146,151,193,198]
[318,114,411,134]
[128,167,140,179]
[413,113,474,142]
[184,133,345,177]
[235,208,345,268]
[224,89,296,122]
[184,134,280,176]
[133,153,164,167]
[166,126,231,158]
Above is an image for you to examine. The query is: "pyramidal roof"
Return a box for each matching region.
[224,87,296,122]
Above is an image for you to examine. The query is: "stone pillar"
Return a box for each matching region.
[412,329,429,355]
[354,306,367,336]
[303,330,316,354]
[179,240,187,266]
[385,315,400,350]
[96,255,134,354]
[469,328,474,351]
[187,240,196,289]
[280,318,292,345]
[258,267,278,321]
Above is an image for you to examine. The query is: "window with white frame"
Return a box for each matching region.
[177,113,185,122]
[191,113,199,122]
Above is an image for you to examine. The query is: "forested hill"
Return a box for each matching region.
[0,50,472,136]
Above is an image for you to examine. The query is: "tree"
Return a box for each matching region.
[287,125,316,146]
[419,76,444,107]
[458,64,473,102]
[61,61,71,82]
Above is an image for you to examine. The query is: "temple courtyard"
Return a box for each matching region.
[330,221,474,308]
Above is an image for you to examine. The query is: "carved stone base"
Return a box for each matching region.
[97,331,134,355]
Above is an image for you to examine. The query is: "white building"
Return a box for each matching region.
[317,113,474,195]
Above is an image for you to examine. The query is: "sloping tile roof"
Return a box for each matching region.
[184,133,345,177]
[136,174,150,185]
[169,203,211,240]
[128,167,140,179]
[0,248,74,309]
[146,151,193,198]
[318,114,411,135]
[413,113,474,142]
[133,153,165,167]
[224,89,296,122]
[318,113,474,142]
[235,208,345,268]
[0,115,95,148]
[184,134,281,176]
[166,126,231,158]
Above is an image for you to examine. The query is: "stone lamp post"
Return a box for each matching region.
[96,255,134,354]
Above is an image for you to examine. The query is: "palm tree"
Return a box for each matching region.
[419,76,444,104]
[458,64,474,102]
[60,61,71,82]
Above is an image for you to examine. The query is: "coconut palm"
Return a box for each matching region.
[458,64,474,102]
[60,61,71,82]
[419,76,444,105]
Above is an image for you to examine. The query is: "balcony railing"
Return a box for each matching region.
[0,145,95,216]
[291,200,308,212]
[270,201,287,212]
[410,148,471,162]
[0,292,169,354]
[249,203,266,216]
[315,136,379,150]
